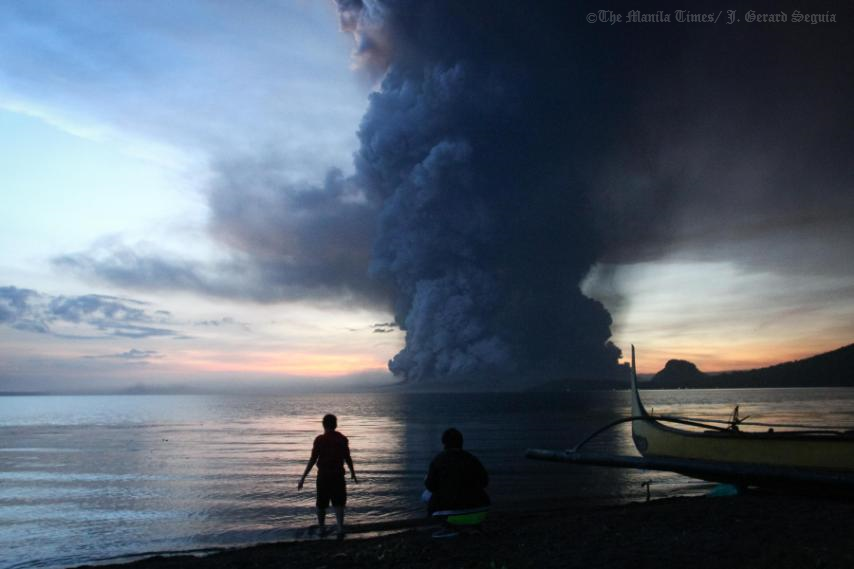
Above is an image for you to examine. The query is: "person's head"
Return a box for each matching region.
[322,414,337,431]
[441,428,463,450]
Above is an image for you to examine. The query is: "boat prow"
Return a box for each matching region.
[629,345,649,450]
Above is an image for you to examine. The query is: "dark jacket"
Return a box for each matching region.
[425,449,490,513]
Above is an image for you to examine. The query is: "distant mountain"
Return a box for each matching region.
[526,344,854,391]
[650,359,706,388]
[645,343,854,389]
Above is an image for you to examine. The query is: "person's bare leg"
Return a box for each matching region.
[334,506,345,537]
[317,507,326,533]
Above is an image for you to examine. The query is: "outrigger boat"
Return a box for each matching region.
[527,346,854,492]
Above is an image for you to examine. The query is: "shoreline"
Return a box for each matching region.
[75,493,854,569]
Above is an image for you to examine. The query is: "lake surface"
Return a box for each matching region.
[2,388,853,569]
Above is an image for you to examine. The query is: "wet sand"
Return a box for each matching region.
[78,494,854,569]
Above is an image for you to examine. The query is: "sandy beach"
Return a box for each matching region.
[78,493,854,569]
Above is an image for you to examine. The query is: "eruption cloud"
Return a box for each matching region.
[332,1,854,383]
[337,1,628,382]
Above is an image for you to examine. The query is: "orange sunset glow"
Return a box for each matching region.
[175,351,389,377]
[626,342,843,375]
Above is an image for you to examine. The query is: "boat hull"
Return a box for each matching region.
[631,416,854,471]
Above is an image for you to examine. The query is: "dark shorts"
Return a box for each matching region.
[316,471,346,508]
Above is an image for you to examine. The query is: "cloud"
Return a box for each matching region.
[207,163,386,304]
[588,8,854,273]
[0,286,49,333]
[371,321,397,333]
[54,166,388,306]
[37,1,854,385]
[194,317,234,327]
[336,1,630,382]
[334,0,854,382]
[0,286,181,339]
[334,0,391,78]
[84,348,163,360]
[0,0,366,173]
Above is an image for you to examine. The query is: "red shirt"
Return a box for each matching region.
[311,431,350,476]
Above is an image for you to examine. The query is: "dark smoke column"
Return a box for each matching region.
[338,1,623,383]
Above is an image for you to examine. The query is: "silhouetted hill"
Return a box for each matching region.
[527,344,854,391]
[714,343,854,387]
[645,343,854,389]
[651,359,706,388]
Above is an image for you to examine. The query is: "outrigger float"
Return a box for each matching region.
[527,346,854,492]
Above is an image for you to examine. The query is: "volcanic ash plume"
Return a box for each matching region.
[336,1,624,383]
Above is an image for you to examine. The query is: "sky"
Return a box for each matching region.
[1,1,853,392]
[0,0,401,392]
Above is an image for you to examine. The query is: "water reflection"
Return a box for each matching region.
[390,391,639,511]
[2,389,853,569]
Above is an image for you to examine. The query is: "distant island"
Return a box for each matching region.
[530,343,854,391]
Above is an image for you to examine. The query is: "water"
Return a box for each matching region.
[1,388,853,569]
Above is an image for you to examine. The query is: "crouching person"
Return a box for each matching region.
[423,428,489,533]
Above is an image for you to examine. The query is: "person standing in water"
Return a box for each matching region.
[297,414,357,539]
